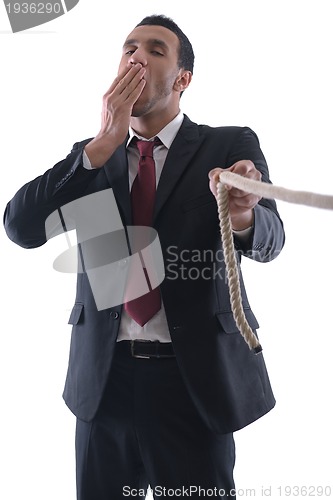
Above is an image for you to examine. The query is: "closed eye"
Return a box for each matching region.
[125,50,163,56]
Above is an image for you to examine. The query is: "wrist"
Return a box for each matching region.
[84,134,118,168]
[230,209,254,231]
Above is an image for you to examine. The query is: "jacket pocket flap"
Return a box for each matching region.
[68,303,84,325]
[182,192,215,212]
[216,308,259,334]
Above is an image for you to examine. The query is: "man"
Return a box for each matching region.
[4,15,285,500]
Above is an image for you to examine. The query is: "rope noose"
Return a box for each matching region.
[217,171,333,355]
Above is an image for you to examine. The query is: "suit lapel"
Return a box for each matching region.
[153,115,203,223]
[103,142,132,225]
[102,117,204,226]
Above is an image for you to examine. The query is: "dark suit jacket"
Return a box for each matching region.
[4,115,285,434]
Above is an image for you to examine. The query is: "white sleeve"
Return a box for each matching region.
[82,149,94,170]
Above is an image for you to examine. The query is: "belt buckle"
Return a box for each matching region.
[130,340,152,359]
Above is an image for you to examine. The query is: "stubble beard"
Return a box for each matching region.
[131,79,175,118]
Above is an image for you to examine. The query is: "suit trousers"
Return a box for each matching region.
[75,341,236,499]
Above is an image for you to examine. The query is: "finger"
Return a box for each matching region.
[107,69,145,107]
[103,69,130,96]
[124,78,146,104]
[103,69,145,112]
[104,64,143,96]
[222,163,254,190]
[229,184,262,200]
[208,168,223,183]
[229,194,261,211]
[116,65,145,96]
[208,168,223,197]
[231,163,253,177]
[228,186,253,198]
[232,163,262,182]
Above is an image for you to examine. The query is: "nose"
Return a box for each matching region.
[128,48,147,67]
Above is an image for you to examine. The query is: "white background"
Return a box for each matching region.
[1,1,332,499]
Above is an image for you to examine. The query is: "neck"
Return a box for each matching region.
[130,108,180,139]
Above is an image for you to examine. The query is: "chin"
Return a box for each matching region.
[131,101,151,118]
[131,108,142,118]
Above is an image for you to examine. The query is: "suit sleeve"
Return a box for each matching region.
[227,127,285,262]
[3,139,99,249]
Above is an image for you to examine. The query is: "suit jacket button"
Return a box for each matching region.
[110,311,119,319]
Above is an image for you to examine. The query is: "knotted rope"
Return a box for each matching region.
[217,171,333,354]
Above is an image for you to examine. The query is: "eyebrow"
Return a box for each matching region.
[123,38,169,51]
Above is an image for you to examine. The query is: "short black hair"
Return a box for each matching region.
[136,14,194,74]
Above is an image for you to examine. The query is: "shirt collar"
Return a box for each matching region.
[127,111,184,149]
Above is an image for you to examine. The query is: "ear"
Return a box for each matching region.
[173,70,192,93]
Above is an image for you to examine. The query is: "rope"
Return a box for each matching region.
[217,171,333,354]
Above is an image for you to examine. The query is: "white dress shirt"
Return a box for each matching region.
[118,112,185,342]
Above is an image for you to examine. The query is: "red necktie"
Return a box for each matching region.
[124,138,161,326]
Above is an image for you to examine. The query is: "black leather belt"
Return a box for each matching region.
[121,340,175,359]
